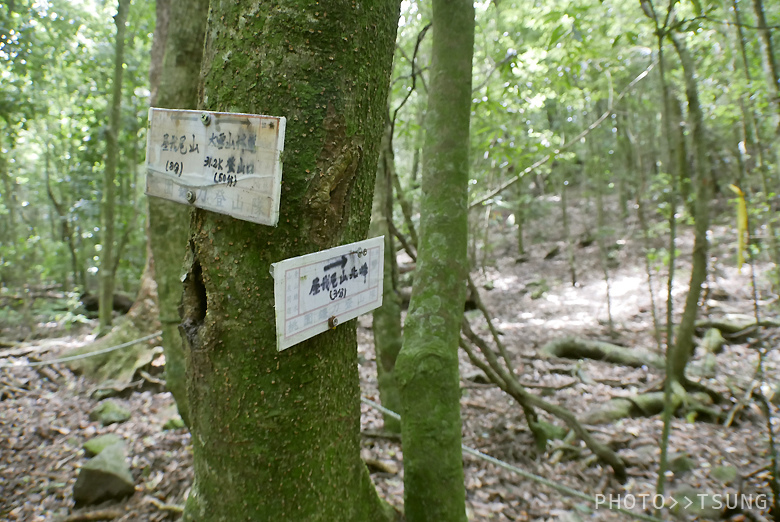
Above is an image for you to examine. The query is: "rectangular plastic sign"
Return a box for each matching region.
[271,237,384,351]
[145,108,285,226]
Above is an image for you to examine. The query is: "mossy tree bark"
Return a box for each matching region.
[369,116,403,434]
[667,32,714,385]
[147,0,210,428]
[180,2,400,520]
[98,0,130,334]
[394,1,474,520]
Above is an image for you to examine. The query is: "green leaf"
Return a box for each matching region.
[548,25,568,49]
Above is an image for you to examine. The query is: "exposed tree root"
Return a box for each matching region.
[581,385,722,425]
[582,392,668,425]
[695,315,780,341]
[461,276,627,483]
[540,337,664,369]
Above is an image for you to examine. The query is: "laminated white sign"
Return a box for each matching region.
[145,108,285,226]
[271,237,384,351]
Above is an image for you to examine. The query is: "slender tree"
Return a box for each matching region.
[369,115,403,433]
[394,0,475,520]
[147,0,210,427]
[98,0,130,333]
[180,2,400,520]
[667,31,714,385]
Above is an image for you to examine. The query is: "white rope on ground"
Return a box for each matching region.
[0,331,163,369]
[361,397,666,522]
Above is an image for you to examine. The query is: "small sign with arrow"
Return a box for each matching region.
[271,237,384,351]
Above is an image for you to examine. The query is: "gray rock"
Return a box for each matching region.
[83,434,123,457]
[89,400,131,426]
[669,452,695,474]
[73,443,135,506]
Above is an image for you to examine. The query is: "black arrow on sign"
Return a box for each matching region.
[324,256,348,272]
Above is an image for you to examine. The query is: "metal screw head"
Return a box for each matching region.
[328,316,339,329]
[200,112,211,125]
[186,190,196,203]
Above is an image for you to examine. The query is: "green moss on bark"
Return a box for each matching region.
[394,1,474,521]
[181,2,400,520]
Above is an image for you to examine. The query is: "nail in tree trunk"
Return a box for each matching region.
[180,2,400,520]
[394,1,474,520]
[98,0,130,333]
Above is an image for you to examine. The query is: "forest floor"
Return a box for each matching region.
[1,199,778,521]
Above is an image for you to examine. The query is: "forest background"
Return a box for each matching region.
[1,0,780,520]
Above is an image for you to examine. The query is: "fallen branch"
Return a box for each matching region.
[62,510,122,522]
[145,495,184,514]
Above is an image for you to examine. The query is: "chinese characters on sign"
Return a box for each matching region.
[145,108,285,226]
[271,237,384,351]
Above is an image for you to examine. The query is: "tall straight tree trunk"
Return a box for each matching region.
[749,0,780,272]
[394,1,474,520]
[98,0,130,333]
[752,0,780,126]
[0,133,17,271]
[369,116,403,434]
[668,32,714,384]
[180,2,400,520]
[147,0,210,427]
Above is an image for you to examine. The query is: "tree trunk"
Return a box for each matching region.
[752,0,780,127]
[98,0,130,333]
[394,1,474,520]
[147,0,209,428]
[180,2,400,520]
[369,116,403,434]
[746,0,780,271]
[561,170,576,286]
[668,33,714,384]
[0,133,18,285]
[670,93,692,210]
[514,180,526,256]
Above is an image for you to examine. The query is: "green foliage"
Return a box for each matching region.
[1,0,778,314]
[0,0,153,294]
